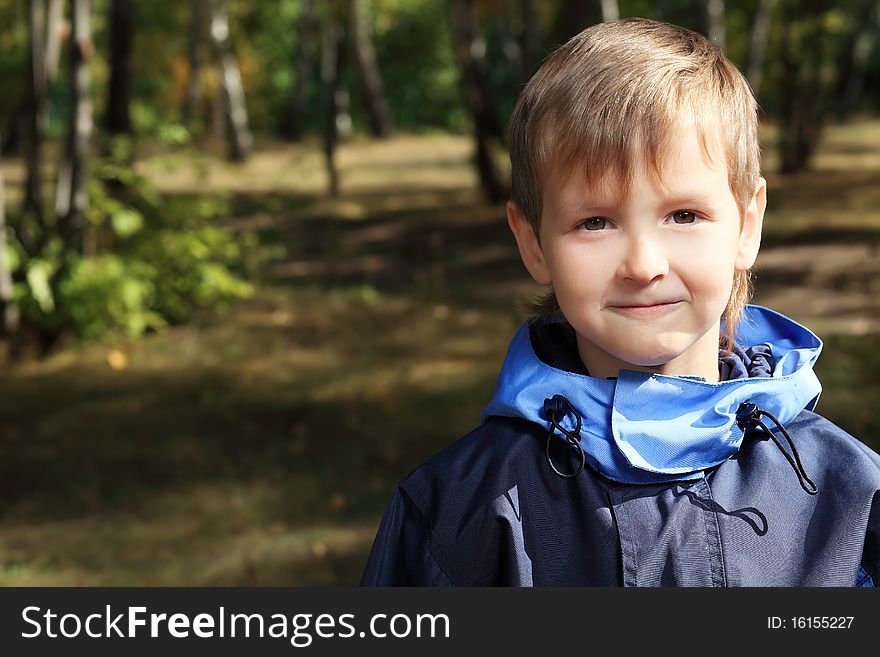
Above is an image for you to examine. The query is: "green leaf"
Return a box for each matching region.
[156,123,191,147]
[111,208,145,238]
[26,260,55,312]
[3,239,21,272]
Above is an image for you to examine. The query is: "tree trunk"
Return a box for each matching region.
[4,0,61,162]
[746,0,775,98]
[321,12,344,196]
[450,0,505,204]
[207,0,252,161]
[210,82,225,139]
[599,0,619,22]
[23,0,49,250]
[282,0,317,141]
[487,4,521,96]
[777,8,802,174]
[839,26,875,119]
[451,1,505,142]
[778,0,829,174]
[45,0,63,81]
[349,0,393,139]
[182,0,205,124]
[55,0,93,256]
[519,0,539,80]
[705,0,725,50]
[834,0,878,120]
[0,138,20,348]
[105,0,134,135]
[551,0,593,44]
[656,0,670,20]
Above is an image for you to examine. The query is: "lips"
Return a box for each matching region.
[611,301,681,308]
[607,301,683,317]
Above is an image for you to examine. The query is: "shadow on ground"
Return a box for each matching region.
[1,126,879,585]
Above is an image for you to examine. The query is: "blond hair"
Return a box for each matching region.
[508,17,760,353]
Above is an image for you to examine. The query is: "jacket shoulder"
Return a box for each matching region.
[780,409,880,498]
[788,409,880,468]
[391,416,549,585]
[398,416,545,515]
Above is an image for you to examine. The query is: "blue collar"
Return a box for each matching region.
[482,305,823,484]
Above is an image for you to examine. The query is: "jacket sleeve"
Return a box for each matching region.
[360,487,455,586]
[860,490,880,586]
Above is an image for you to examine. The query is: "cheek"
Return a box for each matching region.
[680,255,738,316]
[679,231,739,279]
[549,248,614,297]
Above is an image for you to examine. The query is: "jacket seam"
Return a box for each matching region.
[399,483,471,586]
[609,489,639,587]
[698,477,728,587]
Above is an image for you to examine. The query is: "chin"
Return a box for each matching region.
[613,347,685,370]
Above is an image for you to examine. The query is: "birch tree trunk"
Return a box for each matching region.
[3,0,61,160]
[183,0,205,124]
[349,0,393,139]
[746,0,775,97]
[282,0,317,141]
[45,0,63,81]
[450,0,505,203]
[55,0,93,256]
[208,0,252,161]
[705,0,726,50]
[105,0,134,135]
[23,0,48,248]
[599,0,619,22]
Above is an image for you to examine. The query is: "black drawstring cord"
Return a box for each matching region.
[544,394,585,478]
[736,402,818,495]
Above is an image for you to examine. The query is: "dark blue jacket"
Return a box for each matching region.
[362,307,880,586]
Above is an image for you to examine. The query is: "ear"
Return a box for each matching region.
[735,177,767,271]
[507,201,552,285]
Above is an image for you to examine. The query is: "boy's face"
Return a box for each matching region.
[508,127,766,383]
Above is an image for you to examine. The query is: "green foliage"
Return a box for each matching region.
[138,223,254,324]
[370,0,466,132]
[4,0,880,144]
[155,122,192,147]
[25,258,55,313]
[59,255,165,340]
[8,136,253,343]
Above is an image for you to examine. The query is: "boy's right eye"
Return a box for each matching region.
[577,217,609,231]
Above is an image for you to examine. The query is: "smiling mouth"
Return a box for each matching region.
[609,301,682,315]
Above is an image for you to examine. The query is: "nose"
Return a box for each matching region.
[617,234,669,284]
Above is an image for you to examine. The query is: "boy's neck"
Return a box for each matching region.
[575,327,722,383]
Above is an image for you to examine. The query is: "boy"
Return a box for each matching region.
[361,18,880,586]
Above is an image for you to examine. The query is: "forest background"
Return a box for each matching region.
[0,0,878,585]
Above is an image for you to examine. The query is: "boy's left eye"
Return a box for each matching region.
[576,217,609,231]
[669,210,700,224]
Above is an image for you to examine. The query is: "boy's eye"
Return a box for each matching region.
[577,217,609,231]
[670,210,700,224]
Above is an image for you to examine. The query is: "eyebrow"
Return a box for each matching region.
[559,192,719,215]
[555,189,624,214]
[663,194,720,209]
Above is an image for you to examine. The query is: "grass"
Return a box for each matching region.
[0,285,516,585]
[1,120,879,585]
